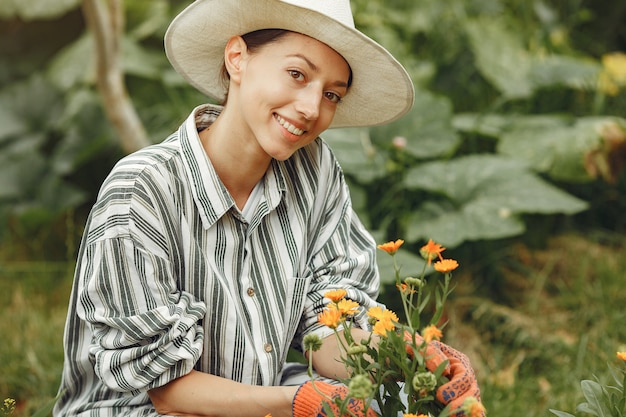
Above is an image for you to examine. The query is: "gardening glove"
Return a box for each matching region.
[292,380,377,417]
[430,340,483,416]
[404,331,450,374]
[404,332,484,416]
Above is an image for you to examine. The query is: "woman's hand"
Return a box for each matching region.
[292,380,377,417]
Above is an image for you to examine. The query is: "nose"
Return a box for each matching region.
[295,85,322,121]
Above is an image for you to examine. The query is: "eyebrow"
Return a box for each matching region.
[287,53,349,88]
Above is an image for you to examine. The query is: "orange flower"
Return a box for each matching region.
[373,318,396,336]
[337,299,360,316]
[318,306,343,329]
[377,239,404,254]
[461,397,486,417]
[420,239,445,265]
[422,324,443,343]
[367,306,399,323]
[434,258,459,273]
[396,283,416,294]
[617,351,626,361]
[324,289,347,303]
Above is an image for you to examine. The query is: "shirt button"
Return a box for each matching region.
[263,343,273,353]
[246,287,255,297]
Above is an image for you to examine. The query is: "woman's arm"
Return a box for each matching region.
[148,370,299,417]
[311,327,377,380]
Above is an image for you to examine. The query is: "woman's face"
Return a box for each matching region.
[229,31,351,161]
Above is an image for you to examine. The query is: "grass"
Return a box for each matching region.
[0,262,72,417]
[1,232,625,416]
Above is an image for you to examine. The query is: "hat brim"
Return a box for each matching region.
[165,0,414,128]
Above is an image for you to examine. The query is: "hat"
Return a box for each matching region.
[164,0,414,128]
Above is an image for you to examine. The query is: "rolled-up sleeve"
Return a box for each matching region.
[78,236,206,394]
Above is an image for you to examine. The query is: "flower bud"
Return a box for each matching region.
[348,374,374,400]
[347,344,368,355]
[404,277,425,288]
[412,371,437,393]
[303,334,323,352]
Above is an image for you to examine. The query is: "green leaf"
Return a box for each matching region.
[322,128,388,183]
[122,37,168,79]
[406,199,526,247]
[0,0,81,20]
[453,113,570,139]
[403,155,587,246]
[0,142,47,200]
[498,116,625,182]
[452,113,512,138]
[125,0,170,41]
[578,379,613,417]
[549,410,576,417]
[0,104,27,143]
[529,54,601,90]
[465,18,534,99]
[370,89,460,159]
[47,34,95,91]
[0,74,64,132]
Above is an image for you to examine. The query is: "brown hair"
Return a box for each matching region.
[219,29,353,104]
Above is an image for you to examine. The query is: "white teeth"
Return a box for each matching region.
[276,115,304,136]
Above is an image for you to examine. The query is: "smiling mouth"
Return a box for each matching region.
[275,114,305,136]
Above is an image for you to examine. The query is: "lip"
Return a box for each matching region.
[274,113,307,140]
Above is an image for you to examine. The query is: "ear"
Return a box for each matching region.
[224,36,248,85]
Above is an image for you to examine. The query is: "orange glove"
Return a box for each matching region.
[431,340,483,416]
[292,380,377,417]
[405,332,484,416]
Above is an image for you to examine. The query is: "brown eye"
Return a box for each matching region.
[325,91,342,104]
[288,70,305,81]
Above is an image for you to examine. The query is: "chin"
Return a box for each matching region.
[271,151,296,162]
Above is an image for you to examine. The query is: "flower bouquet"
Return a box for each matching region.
[303,239,485,417]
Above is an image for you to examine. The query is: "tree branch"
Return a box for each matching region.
[82,0,150,153]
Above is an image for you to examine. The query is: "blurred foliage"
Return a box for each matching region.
[1,2,626,416]
[0,0,625,260]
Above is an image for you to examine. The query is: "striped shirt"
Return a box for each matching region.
[54,104,381,417]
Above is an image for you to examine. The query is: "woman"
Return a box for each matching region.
[54,1,482,416]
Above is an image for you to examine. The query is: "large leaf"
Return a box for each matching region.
[0,150,47,200]
[498,116,625,182]
[403,155,588,247]
[322,128,388,183]
[530,54,600,90]
[0,100,27,143]
[406,199,526,248]
[465,19,534,99]
[576,380,613,417]
[370,89,460,159]
[122,37,168,79]
[0,0,81,20]
[0,75,63,133]
[465,19,600,99]
[47,34,95,91]
[47,33,167,90]
[453,113,571,139]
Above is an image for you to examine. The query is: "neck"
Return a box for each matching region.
[199,111,270,209]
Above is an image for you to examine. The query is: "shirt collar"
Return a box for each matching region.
[178,104,288,229]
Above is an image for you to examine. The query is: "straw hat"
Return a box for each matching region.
[164,0,414,128]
